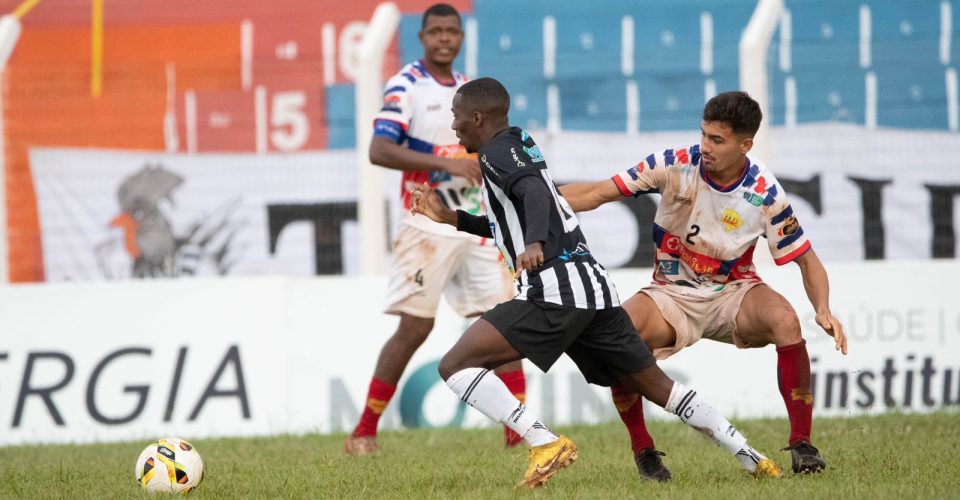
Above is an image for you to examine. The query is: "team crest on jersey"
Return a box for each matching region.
[779,215,800,236]
[721,208,743,231]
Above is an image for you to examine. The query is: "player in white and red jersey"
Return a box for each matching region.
[344,4,525,456]
[560,91,848,479]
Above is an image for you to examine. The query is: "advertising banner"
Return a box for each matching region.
[1,261,956,446]
[30,124,960,283]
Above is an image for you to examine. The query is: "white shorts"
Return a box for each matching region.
[639,280,765,360]
[384,222,514,318]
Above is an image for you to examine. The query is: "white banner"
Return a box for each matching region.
[1,261,957,446]
[30,124,960,283]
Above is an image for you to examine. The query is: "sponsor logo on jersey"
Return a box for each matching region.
[743,192,765,206]
[523,144,544,163]
[480,154,499,177]
[559,242,591,261]
[659,233,722,275]
[673,195,693,206]
[426,103,442,112]
[779,215,800,236]
[721,208,743,231]
[510,148,526,167]
[658,260,680,275]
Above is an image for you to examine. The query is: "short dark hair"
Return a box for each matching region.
[422,3,461,29]
[456,77,510,116]
[703,91,762,136]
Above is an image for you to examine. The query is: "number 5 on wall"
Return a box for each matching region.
[255,86,309,153]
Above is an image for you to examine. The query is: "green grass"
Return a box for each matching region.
[1,412,957,499]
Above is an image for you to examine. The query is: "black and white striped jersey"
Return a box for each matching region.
[475,127,620,310]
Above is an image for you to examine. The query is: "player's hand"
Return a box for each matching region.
[815,311,848,355]
[410,182,456,225]
[514,242,544,278]
[444,158,482,185]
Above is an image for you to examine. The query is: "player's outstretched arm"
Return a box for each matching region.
[410,182,456,226]
[558,179,621,213]
[794,248,848,355]
[410,182,492,237]
[370,137,481,184]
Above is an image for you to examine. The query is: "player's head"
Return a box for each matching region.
[451,77,510,153]
[419,4,463,67]
[699,91,762,175]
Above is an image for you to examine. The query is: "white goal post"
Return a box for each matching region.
[739,0,783,268]
[739,0,783,166]
[355,2,400,275]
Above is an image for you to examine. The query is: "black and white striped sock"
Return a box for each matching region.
[665,382,761,471]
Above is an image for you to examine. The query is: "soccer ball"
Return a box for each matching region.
[134,437,204,493]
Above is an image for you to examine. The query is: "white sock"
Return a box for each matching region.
[665,382,765,473]
[446,367,556,446]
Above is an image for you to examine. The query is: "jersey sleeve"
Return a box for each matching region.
[611,145,697,197]
[762,173,812,265]
[372,74,413,144]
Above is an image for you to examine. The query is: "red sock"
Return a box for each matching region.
[351,378,396,437]
[611,385,655,454]
[777,340,813,445]
[497,369,526,446]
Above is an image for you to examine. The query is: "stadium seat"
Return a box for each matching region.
[326,84,356,149]
[867,0,950,129]
[773,0,866,125]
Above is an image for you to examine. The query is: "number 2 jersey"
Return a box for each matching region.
[373,60,480,237]
[612,145,811,294]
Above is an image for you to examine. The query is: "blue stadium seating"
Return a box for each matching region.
[330,0,959,146]
[771,1,865,125]
[325,84,355,149]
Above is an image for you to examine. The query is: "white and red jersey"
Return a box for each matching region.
[373,60,480,236]
[612,145,811,294]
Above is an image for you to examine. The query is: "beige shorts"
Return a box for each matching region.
[384,223,514,318]
[639,280,765,360]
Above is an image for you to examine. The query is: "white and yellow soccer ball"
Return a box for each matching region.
[134,437,204,494]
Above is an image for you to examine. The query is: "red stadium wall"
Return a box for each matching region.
[0,0,470,282]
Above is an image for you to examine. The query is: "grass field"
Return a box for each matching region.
[1,412,957,499]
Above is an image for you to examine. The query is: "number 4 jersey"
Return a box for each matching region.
[373,60,481,237]
[612,145,811,294]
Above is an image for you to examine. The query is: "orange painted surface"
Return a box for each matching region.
[1,0,473,282]
[5,24,240,282]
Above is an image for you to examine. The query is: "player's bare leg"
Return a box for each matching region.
[735,284,825,474]
[617,364,782,478]
[439,319,577,489]
[345,313,434,455]
[611,293,676,481]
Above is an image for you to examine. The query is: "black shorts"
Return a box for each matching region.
[482,299,656,387]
